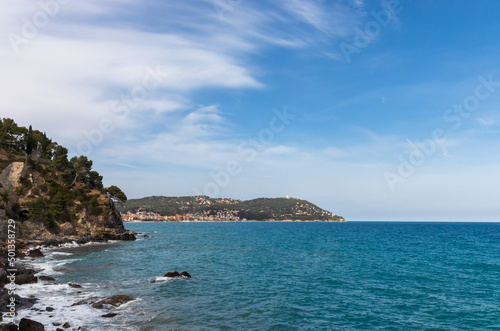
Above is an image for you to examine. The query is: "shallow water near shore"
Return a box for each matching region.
[10,222,500,330]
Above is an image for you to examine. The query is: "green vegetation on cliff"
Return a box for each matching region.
[118,196,345,221]
[0,118,129,239]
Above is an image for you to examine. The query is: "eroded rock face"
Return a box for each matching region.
[0,162,26,191]
[0,158,133,244]
[58,223,76,237]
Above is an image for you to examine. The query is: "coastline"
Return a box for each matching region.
[1,237,139,330]
[123,219,346,223]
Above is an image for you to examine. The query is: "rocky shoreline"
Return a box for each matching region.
[0,232,136,330]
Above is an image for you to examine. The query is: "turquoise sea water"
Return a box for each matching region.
[15,222,500,330]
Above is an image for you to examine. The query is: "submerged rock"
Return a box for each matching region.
[180,271,191,278]
[68,283,82,288]
[101,313,118,318]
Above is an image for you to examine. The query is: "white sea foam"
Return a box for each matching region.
[152,275,189,283]
[38,240,120,252]
[12,282,104,331]
[4,242,141,330]
[153,276,175,283]
[33,258,82,276]
[11,280,142,331]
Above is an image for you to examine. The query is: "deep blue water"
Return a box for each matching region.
[16,222,500,330]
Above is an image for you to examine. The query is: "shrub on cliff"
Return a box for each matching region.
[0,118,128,238]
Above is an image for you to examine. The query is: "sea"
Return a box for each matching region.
[11,222,500,330]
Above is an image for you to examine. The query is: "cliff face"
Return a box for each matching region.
[0,157,131,242]
[0,118,133,242]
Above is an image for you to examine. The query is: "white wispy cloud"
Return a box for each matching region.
[0,0,265,147]
[281,0,362,39]
[0,0,369,153]
[477,118,495,126]
[283,0,332,33]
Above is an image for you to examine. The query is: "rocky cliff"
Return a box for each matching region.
[0,118,134,242]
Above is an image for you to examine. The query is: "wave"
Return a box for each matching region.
[12,243,143,330]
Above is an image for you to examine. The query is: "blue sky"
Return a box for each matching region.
[2,0,500,221]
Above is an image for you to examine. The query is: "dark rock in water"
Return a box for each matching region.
[118,231,136,241]
[92,295,134,309]
[164,271,180,278]
[0,288,37,312]
[27,249,44,258]
[68,283,82,288]
[72,297,99,307]
[101,313,118,318]
[55,329,64,331]
[38,276,55,281]
[19,318,44,331]
[45,307,54,312]
[162,270,191,278]
[62,322,70,328]
[51,323,61,326]
[72,295,133,309]
[0,324,19,331]
[14,269,38,285]
[101,231,136,241]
